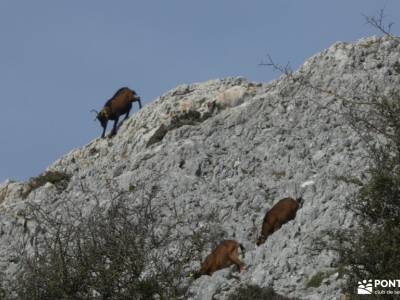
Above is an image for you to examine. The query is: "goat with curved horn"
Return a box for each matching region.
[93,87,142,138]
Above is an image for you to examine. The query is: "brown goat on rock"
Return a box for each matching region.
[256,197,303,246]
[93,87,142,138]
[194,240,245,278]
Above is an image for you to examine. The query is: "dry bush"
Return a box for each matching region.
[4,187,222,300]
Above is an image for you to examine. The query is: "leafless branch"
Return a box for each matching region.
[259,54,293,76]
[363,8,394,36]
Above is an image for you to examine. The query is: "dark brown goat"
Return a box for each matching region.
[194,240,245,278]
[256,197,303,246]
[93,87,142,138]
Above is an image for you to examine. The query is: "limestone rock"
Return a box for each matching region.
[1,35,399,299]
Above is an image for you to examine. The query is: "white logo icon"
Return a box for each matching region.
[358,279,373,294]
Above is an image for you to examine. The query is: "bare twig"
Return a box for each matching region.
[259,54,293,76]
[363,8,394,36]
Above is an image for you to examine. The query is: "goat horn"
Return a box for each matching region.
[90,110,99,122]
[90,109,99,121]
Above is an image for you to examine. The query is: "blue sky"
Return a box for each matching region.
[0,0,399,182]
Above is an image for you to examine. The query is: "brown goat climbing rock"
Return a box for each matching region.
[256,197,303,246]
[194,240,245,278]
[93,87,142,138]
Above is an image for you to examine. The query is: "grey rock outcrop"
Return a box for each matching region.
[1,35,400,299]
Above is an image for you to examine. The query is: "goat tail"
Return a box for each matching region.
[239,243,245,258]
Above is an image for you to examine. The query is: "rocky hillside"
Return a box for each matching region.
[1,35,400,299]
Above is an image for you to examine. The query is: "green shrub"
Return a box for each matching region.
[271,170,286,180]
[0,275,5,300]
[334,168,400,294]
[327,89,400,297]
[306,272,325,288]
[22,170,71,199]
[227,284,293,300]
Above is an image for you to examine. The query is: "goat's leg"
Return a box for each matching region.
[109,117,119,137]
[101,122,107,138]
[117,108,131,130]
[272,223,282,233]
[124,107,131,121]
[228,254,245,272]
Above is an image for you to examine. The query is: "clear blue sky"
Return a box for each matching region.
[0,0,399,182]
